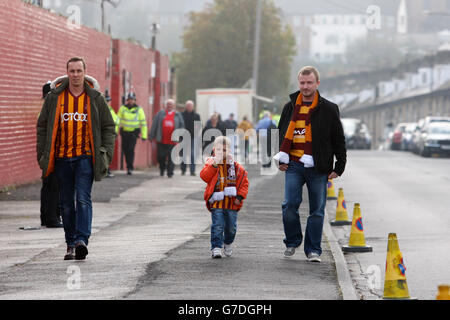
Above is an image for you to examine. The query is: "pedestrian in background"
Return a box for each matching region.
[224,113,238,132]
[256,111,277,168]
[274,66,346,263]
[118,92,147,175]
[224,113,238,153]
[237,115,254,163]
[181,100,201,176]
[150,99,185,178]
[105,92,119,178]
[36,57,116,260]
[200,136,249,259]
[202,113,226,153]
[39,81,62,228]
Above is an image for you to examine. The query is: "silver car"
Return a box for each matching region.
[416,122,450,157]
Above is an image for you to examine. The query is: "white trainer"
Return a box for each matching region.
[307,252,321,263]
[224,244,233,257]
[211,247,223,259]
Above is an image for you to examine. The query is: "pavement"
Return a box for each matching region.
[0,164,357,300]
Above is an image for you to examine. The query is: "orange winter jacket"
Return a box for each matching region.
[200,157,249,212]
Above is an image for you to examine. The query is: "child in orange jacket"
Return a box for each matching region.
[200,136,249,259]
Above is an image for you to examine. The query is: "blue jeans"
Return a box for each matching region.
[210,209,238,250]
[282,161,327,256]
[55,155,94,247]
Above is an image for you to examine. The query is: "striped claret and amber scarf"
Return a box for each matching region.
[273,92,318,164]
[208,158,237,209]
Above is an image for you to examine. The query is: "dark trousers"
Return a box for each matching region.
[121,131,138,171]
[180,138,196,174]
[244,139,250,163]
[157,143,175,177]
[40,172,61,226]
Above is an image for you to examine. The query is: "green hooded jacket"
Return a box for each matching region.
[36,76,116,181]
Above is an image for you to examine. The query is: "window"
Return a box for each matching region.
[423,0,430,11]
[304,17,312,26]
[293,16,301,27]
[296,36,302,46]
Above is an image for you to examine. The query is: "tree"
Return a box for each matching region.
[176,0,295,103]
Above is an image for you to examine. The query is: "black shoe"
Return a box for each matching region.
[46,222,63,228]
[64,246,75,260]
[190,172,196,176]
[75,241,88,260]
[160,171,164,177]
[181,171,186,176]
[127,170,132,175]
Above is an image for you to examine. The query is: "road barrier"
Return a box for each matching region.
[382,233,416,299]
[436,285,450,300]
[327,179,337,200]
[331,188,352,226]
[342,203,373,252]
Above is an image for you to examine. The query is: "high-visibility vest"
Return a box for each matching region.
[118,104,148,139]
[108,105,119,133]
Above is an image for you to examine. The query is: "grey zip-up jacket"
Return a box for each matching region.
[149,109,185,143]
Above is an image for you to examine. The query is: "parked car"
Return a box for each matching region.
[411,117,450,153]
[416,122,450,157]
[341,118,372,149]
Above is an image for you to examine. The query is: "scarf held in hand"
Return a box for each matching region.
[273,92,318,164]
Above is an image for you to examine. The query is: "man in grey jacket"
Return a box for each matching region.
[150,99,185,177]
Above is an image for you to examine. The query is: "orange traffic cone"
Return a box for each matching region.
[330,188,352,226]
[383,233,416,300]
[327,179,337,200]
[437,285,450,300]
[342,203,372,252]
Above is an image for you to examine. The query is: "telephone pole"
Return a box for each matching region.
[101,0,120,34]
[252,0,263,121]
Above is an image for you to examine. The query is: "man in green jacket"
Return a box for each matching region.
[36,57,116,261]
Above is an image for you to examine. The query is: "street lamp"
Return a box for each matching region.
[151,23,161,50]
[101,0,120,33]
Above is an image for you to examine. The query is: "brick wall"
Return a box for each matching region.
[0,0,171,189]
[110,39,155,170]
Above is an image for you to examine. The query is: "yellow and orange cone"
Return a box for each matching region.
[436,285,450,300]
[383,233,416,299]
[327,179,337,200]
[330,188,352,226]
[342,203,372,252]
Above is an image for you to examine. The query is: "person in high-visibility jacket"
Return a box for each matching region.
[105,93,119,178]
[117,92,148,175]
[106,94,119,134]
